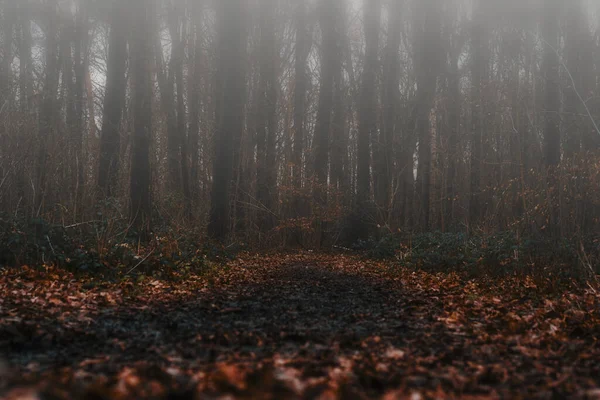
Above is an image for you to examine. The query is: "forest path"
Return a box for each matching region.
[1,253,599,399]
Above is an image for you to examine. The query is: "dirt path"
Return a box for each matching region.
[1,253,599,399]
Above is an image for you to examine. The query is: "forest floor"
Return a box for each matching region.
[1,252,600,399]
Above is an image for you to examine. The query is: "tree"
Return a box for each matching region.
[36,0,60,213]
[312,0,339,245]
[542,0,561,235]
[292,1,310,191]
[330,4,349,195]
[542,0,560,168]
[155,1,183,195]
[130,0,153,229]
[355,0,381,239]
[443,2,465,231]
[256,0,279,232]
[469,0,488,231]
[563,0,596,157]
[171,0,191,213]
[380,0,401,227]
[15,0,33,208]
[0,0,15,208]
[414,0,443,231]
[0,0,14,109]
[98,0,128,198]
[208,0,247,241]
[188,0,204,202]
[71,0,88,217]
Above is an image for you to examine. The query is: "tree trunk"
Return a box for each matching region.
[0,0,15,209]
[98,0,128,198]
[16,2,33,210]
[36,0,60,214]
[312,0,339,246]
[208,0,247,242]
[170,1,190,215]
[256,0,278,232]
[415,0,442,231]
[156,4,181,194]
[380,0,401,228]
[130,0,153,230]
[188,0,204,204]
[469,0,487,232]
[563,0,595,156]
[542,0,561,236]
[354,0,381,239]
[445,33,462,231]
[292,1,310,191]
[542,0,561,168]
[73,0,88,218]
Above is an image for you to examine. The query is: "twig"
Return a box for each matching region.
[126,248,156,276]
[45,235,56,257]
[64,220,102,229]
[536,31,600,137]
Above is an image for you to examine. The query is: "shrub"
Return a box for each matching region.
[356,230,600,281]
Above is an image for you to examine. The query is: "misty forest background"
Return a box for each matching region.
[1,0,600,273]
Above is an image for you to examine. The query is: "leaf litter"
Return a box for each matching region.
[0,252,599,399]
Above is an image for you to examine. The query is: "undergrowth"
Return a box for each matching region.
[3,212,599,285]
[0,212,239,280]
[353,231,600,282]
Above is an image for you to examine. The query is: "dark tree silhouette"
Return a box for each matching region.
[98,0,128,198]
[355,0,381,238]
[256,0,278,232]
[208,0,247,241]
[130,0,153,229]
[415,0,442,231]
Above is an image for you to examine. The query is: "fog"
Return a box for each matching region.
[0,0,599,245]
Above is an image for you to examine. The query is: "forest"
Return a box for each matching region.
[1,0,600,398]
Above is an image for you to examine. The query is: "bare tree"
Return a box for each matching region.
[208,0,247,241]
[312,0,340,245]
[36,0,60,213]
[188,0,204,203]
[130,0,154,229]
[355,0,381,239]
[415,0,443,231]
[98,0,129,198]
[469,0,489,231]
[256,0,279,232]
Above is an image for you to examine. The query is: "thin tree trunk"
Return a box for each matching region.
[354,0,381,240]
[380,0,400,228]
[469,0,487,232]
[130,0,153,230]
[292,2,310,190]
[446,38,461,231]
[36,0,60,214]
[98,0,128,198]
[16,2,33,210]
[542,0,561,236]
[73,0,88,218]
[170,1,190,215]
[312,0,338,246]
[188,0,204,204]
[156,6,181,193]
[0,0,15,209]
[256,0,278,232]
[415,0,442,231]
[208,0,247,241]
